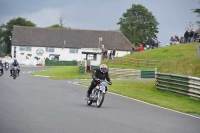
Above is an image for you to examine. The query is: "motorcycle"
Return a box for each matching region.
[86,80,109,108]
[12,66,18,79]
[0,66,2,76]
[5,63,9,70]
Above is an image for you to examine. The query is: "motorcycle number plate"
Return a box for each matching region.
[100,86,105,92]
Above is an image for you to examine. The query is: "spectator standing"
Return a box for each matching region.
[194,32,198,42]
[184,30,189,43]
[137,45,144,51]
[101,49,105,60]
[190,29,194,43]
[131,46,135,54]
[104,49,108,59]
[175,35,179,43]
[180,36,184,43]
[146,44,151,50]
[112,48,116,59]
[142,42,146,48]
[155,39,159,48]
[109,51,113,59]
[170,36,178,45]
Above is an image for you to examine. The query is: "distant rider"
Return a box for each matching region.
[10,59,20,76]
[86,64,112,99]
[0,60,4,75]
[4,61,9,69]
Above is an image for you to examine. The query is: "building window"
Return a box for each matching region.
[19,46,32,51]
[88,54,97,60]
[26,47,32,51]
[46,47,54,52]
[69,48,78,54]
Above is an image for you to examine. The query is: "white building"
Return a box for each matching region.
[11,26,132,66]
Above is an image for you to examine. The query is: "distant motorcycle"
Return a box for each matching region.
[0,66,2,76]
[5,63,9,71]
[86,80,110,108]
[11,66,18,79]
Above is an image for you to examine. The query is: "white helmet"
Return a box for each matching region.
[100,64,107,73]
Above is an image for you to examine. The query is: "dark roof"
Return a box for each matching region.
[12,26,132,51]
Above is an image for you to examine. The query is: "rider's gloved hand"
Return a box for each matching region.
[108,81,112,85]
[95,78,101,82]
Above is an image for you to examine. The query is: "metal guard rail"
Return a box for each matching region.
[156,73,200,99]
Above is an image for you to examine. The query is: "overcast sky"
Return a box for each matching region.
[0,0,199,46]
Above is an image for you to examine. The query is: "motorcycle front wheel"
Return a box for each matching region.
[13,70,16,79]
[96,91,105,108]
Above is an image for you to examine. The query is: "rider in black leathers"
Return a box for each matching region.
[86,64,112,99]
[0,60,3,75]
[4,61,9,70]
[10,59,20,76]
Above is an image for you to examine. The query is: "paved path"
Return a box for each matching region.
[0,67,199,133]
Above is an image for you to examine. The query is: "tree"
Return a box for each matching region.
[2,17,36,54]
[192,8,200,26]
[49,24,64,28]
[117,4,159,46]
[0,25,4,44]
[48,16,66,28]
[58,16,66,27]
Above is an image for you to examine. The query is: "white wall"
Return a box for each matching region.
[12,46,83,65]
[11,46,129,66]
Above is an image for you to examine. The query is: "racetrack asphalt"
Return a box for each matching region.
[0,66,199,133]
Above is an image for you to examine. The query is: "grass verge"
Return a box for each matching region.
[102,42,200,77]
[30,66,91,80]
[79,81,200,115]
[30,66,119,79]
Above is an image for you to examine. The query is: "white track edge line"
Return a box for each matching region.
[73,83,200,120]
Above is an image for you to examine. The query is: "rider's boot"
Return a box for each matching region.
[85,93,90,100]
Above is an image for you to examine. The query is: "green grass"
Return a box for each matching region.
[30,66,91,80]
[80,81,200,115]
[31,66,120,79]
[102,42,200,77]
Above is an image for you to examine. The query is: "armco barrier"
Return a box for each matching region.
[108,68,141,78]
[141,70,155,78]
[45,60,77,66]
[156,73,200,99]
[91,65,99,70]
[81,66,156,78]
